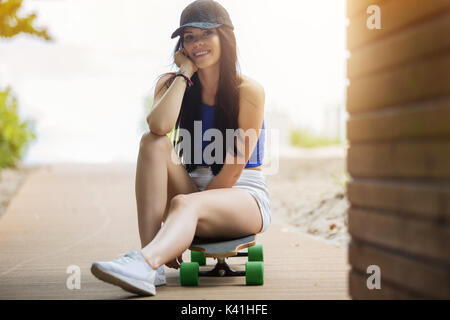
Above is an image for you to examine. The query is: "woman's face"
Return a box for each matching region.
[182,27,221,69]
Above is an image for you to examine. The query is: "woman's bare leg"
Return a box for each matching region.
[135,131,199,248]
[141,187,263,270]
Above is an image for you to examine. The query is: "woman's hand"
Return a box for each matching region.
[165,254,184,269]
[174,47,198,77]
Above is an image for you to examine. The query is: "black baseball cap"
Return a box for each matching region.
[171,0,234,39]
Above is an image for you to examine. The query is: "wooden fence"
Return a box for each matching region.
[346,0,450,299]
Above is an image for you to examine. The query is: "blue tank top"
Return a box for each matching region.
[200,102,265,168]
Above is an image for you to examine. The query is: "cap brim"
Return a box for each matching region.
[171,22,222,39]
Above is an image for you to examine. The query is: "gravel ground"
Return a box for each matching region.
[266,155,350,247]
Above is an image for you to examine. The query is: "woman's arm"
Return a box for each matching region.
[147,67,194,136]
[204,80,265,190]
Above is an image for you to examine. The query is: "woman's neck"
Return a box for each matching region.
[198,64,220,100]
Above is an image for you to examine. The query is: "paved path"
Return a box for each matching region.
[0,163,350,299]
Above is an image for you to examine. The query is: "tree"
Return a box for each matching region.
[0,0,52,170]
[0,0,51,40]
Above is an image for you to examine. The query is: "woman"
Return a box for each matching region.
[91,0,271,296]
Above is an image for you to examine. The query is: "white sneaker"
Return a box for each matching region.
[91,249,165,296]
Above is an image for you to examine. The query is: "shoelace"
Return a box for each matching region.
[114,250,141,265]
[113,250,164,275]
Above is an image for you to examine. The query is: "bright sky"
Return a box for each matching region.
[0,0,348,164]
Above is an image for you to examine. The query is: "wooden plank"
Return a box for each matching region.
[349,269,424,299]
[346,0,382,19]
[346,97,450,142]
[347,179,450,222]
[348,11,450,78]
[347,53,450,114]
[349,240,450,298]
[347,0,450,51]
[347,141,450,178]
[348,207,450,264]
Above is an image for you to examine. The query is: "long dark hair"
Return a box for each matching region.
[154,25,243,176]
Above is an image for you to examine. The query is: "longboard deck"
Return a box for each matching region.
[189,234,256,258]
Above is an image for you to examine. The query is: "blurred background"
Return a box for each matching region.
[0,0,348,166]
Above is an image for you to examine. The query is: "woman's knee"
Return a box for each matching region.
[168,194,198,218]
[140,131,172,155]
[170,194,212,236]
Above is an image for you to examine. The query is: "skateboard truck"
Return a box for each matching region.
[199,257,246,277]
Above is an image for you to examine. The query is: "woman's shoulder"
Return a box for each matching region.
[239,74,265,108]
[239,74,263,90]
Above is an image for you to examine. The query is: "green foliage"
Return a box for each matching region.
[0,0,51,171]
[0,0,52,40]
[167,126,176,141]
[290,127,341,148]
[330,169,350,190]
[0,86,36,169]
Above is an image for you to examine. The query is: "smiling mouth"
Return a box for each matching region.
[194,50,210,58]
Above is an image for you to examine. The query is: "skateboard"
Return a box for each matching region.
[179,234,264,286]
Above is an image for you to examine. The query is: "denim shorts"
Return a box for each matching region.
[188,166,271,233]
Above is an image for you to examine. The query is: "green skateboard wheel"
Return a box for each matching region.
[190,250,206,266]
[245,261,264,285]
[248,244,264,261]
[179,262,199,286]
